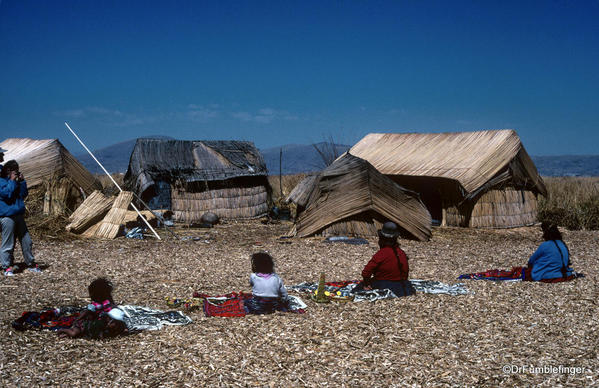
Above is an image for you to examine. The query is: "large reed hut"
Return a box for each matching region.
[0,138,102,215]
[288,153,432,241]
[349,129,547,228]
[124,138,270,222]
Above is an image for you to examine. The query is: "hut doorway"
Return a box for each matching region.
[388,176,460,226]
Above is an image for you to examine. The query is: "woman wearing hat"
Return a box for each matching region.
[354,221,415,296]
[526,222,574,282]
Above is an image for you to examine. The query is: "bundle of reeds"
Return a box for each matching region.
[66,190,113,233]
[82,191,133,239]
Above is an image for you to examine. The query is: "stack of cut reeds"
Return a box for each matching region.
[66,190,113,233]
[82,191,134,239]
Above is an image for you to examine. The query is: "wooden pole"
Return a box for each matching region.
[279,147,283,199]
[64,122,162,240]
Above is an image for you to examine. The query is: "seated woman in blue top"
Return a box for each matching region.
[527,222,573,282]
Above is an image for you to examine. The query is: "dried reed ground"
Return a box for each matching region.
[0,222,597,387]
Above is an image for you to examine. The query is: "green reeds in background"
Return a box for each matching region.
[537,177,599,230]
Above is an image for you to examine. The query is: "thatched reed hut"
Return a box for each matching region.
[288,153,432,241]
[0,138,102,215]
[349,129,547,228]
[124,139,270,222]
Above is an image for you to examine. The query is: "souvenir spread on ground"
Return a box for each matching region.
[0,222,597,386]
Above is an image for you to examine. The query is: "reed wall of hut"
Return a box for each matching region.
[169,176,270,222]
[444,189,538,228]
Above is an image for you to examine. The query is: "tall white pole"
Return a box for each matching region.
[65,122,161,240]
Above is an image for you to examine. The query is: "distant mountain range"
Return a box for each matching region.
[75,137,599,177]
[75,136,174,174]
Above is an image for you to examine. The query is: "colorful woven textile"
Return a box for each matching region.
[199,292,248,318]
[192,292,307,317]
[458,267,526,281]
[12,305,192,333]
[12,307,84,332]
[458,267,584,282]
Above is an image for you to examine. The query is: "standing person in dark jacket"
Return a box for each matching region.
[0,160,41,276]
[354,221,415,296]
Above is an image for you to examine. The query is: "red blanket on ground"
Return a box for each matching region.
[459,267,581,282]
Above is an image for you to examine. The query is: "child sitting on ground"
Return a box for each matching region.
[244,252,289,314]
[57,277,127,339]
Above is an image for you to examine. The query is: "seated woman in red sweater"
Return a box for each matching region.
[354,222,415,297]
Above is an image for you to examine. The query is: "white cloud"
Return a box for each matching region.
[231,108,298,124]
[54,106,123,119]
[258,108,275,115]
[61,109,85,118]
[187,104,220,122]
[232,111,254,122]
[54,106,152,127]
[388,108,407,115]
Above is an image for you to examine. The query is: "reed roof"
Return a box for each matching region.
[124,138,268,196]
[293,154,432,241]
[349,130,547,199]
[0,138,101,193]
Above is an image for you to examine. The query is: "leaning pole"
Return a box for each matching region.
[64,122,161,240]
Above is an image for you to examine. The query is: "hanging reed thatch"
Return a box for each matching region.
[285,174,319,208]
[65,190,114,234]
[82,191,133,239]
[124,139,270,222]
[43,176,81,216]
[349,129,547,228]
[290,154,432,241]
[0,138,102,215]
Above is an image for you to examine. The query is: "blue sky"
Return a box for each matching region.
[1,0,598,155]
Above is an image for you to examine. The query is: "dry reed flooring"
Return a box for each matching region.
[1,222,597,387]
